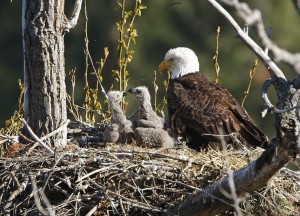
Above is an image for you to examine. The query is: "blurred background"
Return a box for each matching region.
[0,0,300,139]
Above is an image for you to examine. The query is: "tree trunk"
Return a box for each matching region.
[22,0,68,147]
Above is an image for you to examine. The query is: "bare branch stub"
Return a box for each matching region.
[66,0,83,30]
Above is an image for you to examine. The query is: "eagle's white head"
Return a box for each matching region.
[159,47,200,79]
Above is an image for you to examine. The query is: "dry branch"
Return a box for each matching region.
[66,0,83,30]
[218,0,300,75]
[21,118,54,154]
[167,143,291,215]
[206,0,286,80]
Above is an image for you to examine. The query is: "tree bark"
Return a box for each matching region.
[22,0,81,147]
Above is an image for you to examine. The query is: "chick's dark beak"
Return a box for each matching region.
[127,88,134,94]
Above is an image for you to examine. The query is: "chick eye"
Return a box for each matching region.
[137,90,141,94]
[169,58,174,61]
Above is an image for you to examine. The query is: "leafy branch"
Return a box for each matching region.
[114,0,147,98]
[67,0,110,125]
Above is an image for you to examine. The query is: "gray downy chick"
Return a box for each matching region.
[103,91,134,144]
[128,86,174,148]
[103,124,119,144]
[134,127,174,148]
[127,86,165,129]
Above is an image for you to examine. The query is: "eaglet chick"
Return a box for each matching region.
[128,86,174,148]
[103,91,134,144]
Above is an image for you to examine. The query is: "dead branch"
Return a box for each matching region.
[66,0,83,30]
[167,143,291,215]
[3,177,29,214]
[219,0,300,75]
[26,119,71,156]
[21,118,54,154]
[261,77,300,117]
[206,0,286,80]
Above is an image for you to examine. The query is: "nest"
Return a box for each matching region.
[0,142,299,215]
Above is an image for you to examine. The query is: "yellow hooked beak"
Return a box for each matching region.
[158,59,173,73]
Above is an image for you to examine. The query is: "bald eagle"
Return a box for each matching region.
[159,47,268,150]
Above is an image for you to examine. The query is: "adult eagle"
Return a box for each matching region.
[158,47,268,150]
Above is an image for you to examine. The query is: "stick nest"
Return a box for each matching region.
[0,143,299,215]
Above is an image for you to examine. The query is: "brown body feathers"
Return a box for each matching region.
[167,72,268,150]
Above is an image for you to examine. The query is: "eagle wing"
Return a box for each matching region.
[167,72,268,148]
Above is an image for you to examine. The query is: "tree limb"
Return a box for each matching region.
[206,0,287,80]
[261,77,300,117]
[66,0,83,30]
[218,0,300,75]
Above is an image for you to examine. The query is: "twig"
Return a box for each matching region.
[10,171,20,188]
[109,149,197,164]
[107,190,168,214]
[227,170,243,216]
[76,163,120,183]
[242,59,259,107]
[3,178,29,212]
[42,153,67,191]
[86,205,98,216]
[86,45,108,99]
[202,132,237,140]
[30,174,55,216]
[213,26,221,83]
[156,177,201,191]
[87,178,120,214]
[21,118,54,154]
